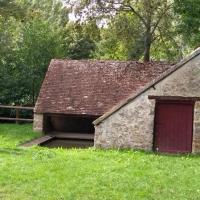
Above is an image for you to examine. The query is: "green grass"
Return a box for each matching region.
[1,124,200,200]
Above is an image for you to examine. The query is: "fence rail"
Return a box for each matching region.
[0,105,34,123]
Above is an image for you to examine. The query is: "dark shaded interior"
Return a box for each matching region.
[44,114,98,134]
[42,114,98,148]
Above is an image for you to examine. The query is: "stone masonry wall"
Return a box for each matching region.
[193,102,200,153]
[95,93,155,150]
[95,55,200,152]
[33,113,44,132]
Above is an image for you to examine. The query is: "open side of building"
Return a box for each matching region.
[94,48,200,153]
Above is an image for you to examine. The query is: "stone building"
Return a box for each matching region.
[94,48,200,153]
[34,59,171,148]
[34,47,200,153]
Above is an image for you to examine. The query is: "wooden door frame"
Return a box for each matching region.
[153,99,195,153]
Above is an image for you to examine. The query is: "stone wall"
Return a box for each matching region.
[95,54,200,152]
[95,92,155,150]
[33,114,44,132]
[193,102,200,152]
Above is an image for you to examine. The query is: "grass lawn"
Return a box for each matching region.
[0,124,200,200]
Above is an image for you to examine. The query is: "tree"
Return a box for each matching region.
[174,0,200,51]
[17,18,66,104]
[65,21,100,59]
[0,14,22,104]
[0,0,69,105]
[67,0,174,62]
[19,0,69,26]
[0,0,24,18]
[94,12,144,60]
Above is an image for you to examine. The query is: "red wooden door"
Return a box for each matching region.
[154,101,194,153]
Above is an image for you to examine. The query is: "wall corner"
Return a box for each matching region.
[192,101,200,153]
[33,113,44,132]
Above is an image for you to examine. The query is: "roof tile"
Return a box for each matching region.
[35,59,172,116]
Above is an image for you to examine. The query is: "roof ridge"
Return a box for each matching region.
[93,47,200,125]
[50,58,171,64]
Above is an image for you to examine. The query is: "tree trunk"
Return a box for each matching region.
[143,0,152,62]
[32,80,35,105]
[144,27,152,62]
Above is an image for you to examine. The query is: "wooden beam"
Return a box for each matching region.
[21,136,54,147]
[0,117,33,122]
[148,96,200,101]
[44,113,99,119]
[49,132,94,140]
[0,105,33,110]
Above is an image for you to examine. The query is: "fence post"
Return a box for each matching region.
[16,108,20,124]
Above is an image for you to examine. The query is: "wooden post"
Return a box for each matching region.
[16,108,20,124]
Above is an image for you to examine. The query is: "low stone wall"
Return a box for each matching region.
[33,113,43,132]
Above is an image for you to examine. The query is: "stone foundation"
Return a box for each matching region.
[33,113,44,132]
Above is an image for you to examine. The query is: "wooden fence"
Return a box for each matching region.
[0,105,34,123]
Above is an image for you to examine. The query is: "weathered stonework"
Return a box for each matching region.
[193,102,200,152]
[95,94,155,150]
[95,53,200,152]
[33,113,44,132]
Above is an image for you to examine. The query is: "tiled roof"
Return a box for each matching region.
[35,59,172,116]
[94,47,200,125]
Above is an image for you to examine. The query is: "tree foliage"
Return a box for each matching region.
[174,0,200,49]
[65,21,99,59]
[17,19,66,104]
[95,13,144,60]
[1,0,200,106]
[68,0,174,61]
[0,0,24,18]
[0,0,68,105]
